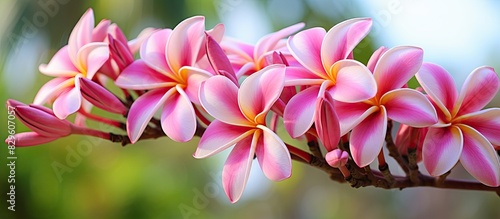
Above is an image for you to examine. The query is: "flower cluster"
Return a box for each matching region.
[7,9,500,202]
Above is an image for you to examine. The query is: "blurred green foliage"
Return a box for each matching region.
[0,0,498,219]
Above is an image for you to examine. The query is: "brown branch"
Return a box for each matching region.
[103,117,499,196]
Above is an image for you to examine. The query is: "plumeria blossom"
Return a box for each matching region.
[334,46,437,167]
[34,9,110,119]
[416,63,500,186]
[115,16,224,143]
[283,18,377,141]
[221,23,304,76]
[194,65,291,203]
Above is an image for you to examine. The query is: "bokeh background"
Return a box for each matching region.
[1,0,499,218]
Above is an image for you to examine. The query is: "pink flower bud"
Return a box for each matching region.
[395,124,427,162]
[6,99,73,146]
[205,32,238,85]
[326,149,349,168]
[314,92,340,151]
[7,99,72,137]
[79,77,128,115]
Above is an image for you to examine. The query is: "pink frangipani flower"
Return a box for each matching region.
[283,18,377,140]
[34,9,110,119]
[194,65,291,203]
[416,63,500,186]
[221,23,304,76]
[335,46,437,167]
[115,16,223,143]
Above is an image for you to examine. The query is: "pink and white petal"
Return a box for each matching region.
[287,27,327,76]
[255,126,292,181]
[455,108,500,146]
[68,8,94,63]
[167,16,205,72]
[454,66,499,116]
[416,63,457,117]
[128,27,157,54]
[283,86,320,138]
[366,46,387,72]
[52,86,82,119]
[179,66,213,105]
[314,92,341,151]
[76,42,110,79]
[195,121,254,158]
[34,77,75,105]
[223,134,258,203]
[160,86,197,142]
[238,65,286,123]
[140,29,174,77]
[321,18,372,68]
[221,37,254,63]
[458,124,500,186]
[349,107,387,167]
[115,60,177,90]
[254,23,305,60]
[381,88,438,127]
[39,46,80,77]
[91,19,111,42]
[9,132,60,147]
[198,23,225,61]
[200,76,251,126]
[335,101,377,136]
[373,46,423,96]
[284,66,325,86]
[422,126,463,176]
[235,62,256,77]
[328,59,376,102]
[127,88,173,143]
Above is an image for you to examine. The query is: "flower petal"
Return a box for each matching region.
[254,23,305,61]
[314,92,340,151]
[200,75,250,126]
[128,27,157,54]
[222,134,257,203]
[127,88,173,143]
[238,65,286,124]
[116,60,177,90]
[34,77,75,105]
[255,126,292,181]
[366,46,387,72]
[373,46,423,97]
[454,66,499,116]
[284,66,324,86]
[328,59,376,102]
[458,124,500,186]
[7,132,60,147]
[140,29,174,77]
[283,86,320,138]
[166,16,205,72]
[416,63,457,119]
[195,121,254,158]
[422,126,463,176]
[179,66,212,105]
[381,88,437,127]
[52,84,82,119]
[335,101,377,136]
[160,86,196,142]
[321,18,372,68]
[287,27,327,76]
[39,46,80,77]
[455,108,500,146]
[68,8,94,63]
[79,77,127,115]
[350,107,387,167]
[76,42,110,79]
